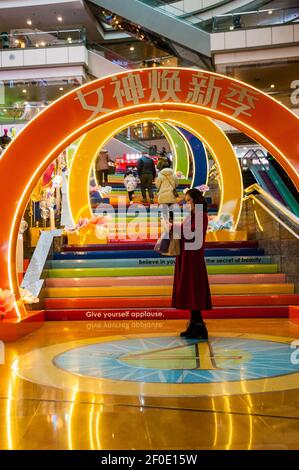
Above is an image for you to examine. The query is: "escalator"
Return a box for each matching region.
[87,0,212,69]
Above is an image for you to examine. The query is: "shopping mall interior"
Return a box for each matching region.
[0,0,299,452]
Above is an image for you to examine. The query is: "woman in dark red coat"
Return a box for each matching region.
[171,188,212,339]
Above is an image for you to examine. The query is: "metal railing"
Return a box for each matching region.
[212,7,299,32]
[88,41,174,70]
[244,183,299,239]
[0,28,86,50]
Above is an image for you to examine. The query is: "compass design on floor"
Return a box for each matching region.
[53,336,299,384]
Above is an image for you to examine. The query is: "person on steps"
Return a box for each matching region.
[137,153,156,204]
[124,169,139,205]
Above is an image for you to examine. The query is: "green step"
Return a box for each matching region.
[44,264,278,278]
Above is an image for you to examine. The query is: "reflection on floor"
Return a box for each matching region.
[1,318,299,450]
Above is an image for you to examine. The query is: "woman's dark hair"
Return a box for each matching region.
[185,188,208,212]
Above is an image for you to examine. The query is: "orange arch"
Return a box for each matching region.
[0,67,298,320]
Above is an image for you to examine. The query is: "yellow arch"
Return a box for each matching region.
[68,110,242,228]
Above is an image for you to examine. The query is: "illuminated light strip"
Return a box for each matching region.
[244,195,299,239]
[245,184,299,226]
[1,78,297,320]
[252,200,264,232]
[68,111,241,230]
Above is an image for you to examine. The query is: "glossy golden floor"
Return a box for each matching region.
[1,318,299,450]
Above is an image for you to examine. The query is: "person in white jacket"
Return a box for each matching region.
[124,170,139,204]
[155,167,179,222]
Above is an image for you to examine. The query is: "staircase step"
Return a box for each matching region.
[43,283,294,298]
[44,264,278,278]
[62,240,259,251]
[44,293,299,309]
[54,247,265,260]
[46,256,272,269]
[44,305,289,321]
[45,273,286,288]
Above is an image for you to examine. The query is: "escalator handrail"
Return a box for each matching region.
[244,183,299,228]
[244,148,299,215]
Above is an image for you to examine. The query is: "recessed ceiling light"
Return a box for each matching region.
[268,10,273,15]
[270,84,275,88]
[57,16,63,22]
[130,46,134,51]
[27,20,32,25]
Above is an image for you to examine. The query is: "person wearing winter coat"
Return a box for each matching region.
[124,170,139,204]
[155,167,178,222]
[137,153,157,204]
[95,149,110,186]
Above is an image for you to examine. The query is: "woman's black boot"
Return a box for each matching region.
[185,321,208,340]
[180,321,195,337]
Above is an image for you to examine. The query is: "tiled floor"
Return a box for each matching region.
[1,318,299,450]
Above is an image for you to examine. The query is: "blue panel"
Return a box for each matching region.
[177,127,207,187]
[53,248,265,260]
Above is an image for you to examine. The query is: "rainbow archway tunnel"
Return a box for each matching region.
[0,67,298,321]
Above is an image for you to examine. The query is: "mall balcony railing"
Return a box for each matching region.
[88,41,175,70]
[211,6,299,33]
[0,28,86,50]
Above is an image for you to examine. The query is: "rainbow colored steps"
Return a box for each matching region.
[42,239,298,320]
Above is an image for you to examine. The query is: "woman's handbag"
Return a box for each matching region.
[164,237,180,256]
[154,230,180,256]
[165,174,179,198]
[154,231,170,254]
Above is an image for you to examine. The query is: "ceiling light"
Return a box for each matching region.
[57,16,63,22]
[268,10,273,15]
[130,46,134,51]
[59,87,64,91]
[27,20,32,25]
[3,109,7,112]
[270,84,275,88]
[14,39,19,44]
[40,42,45,47]
[22,89,27,93]
[35,43,39,47]
[229,26,234,30]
